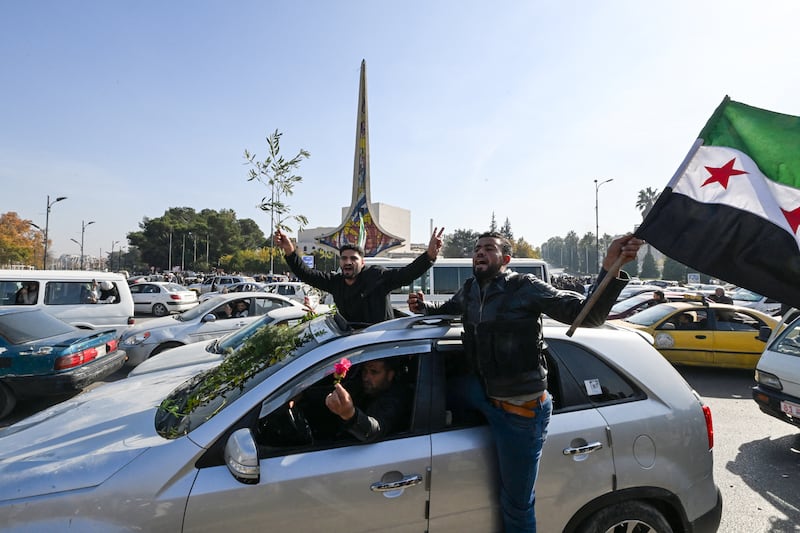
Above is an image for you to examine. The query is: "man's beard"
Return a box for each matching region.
[473,263,502,282]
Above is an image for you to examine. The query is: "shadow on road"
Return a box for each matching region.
[675,365,755,400]
[727,434,800,532]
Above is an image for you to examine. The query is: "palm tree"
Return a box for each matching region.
[635,187,660,220]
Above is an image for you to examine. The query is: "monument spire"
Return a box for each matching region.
[316,60,404,256]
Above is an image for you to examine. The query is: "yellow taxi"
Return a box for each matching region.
[610,299,778,369]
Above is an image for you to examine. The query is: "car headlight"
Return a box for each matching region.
[755,369,782,390]
[122,332,151,346]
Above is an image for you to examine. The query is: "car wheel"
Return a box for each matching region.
[152,303,169,317]
[577,501,673,533]
[150,342,183,357]
[0,381,17,420]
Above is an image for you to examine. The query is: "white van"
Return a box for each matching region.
[0,270,135,333]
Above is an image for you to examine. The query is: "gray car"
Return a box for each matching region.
[120,292,309,366]
[0,314,722,532]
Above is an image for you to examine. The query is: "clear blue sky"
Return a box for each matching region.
[3,1,799,259]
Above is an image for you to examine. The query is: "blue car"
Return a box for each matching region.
[0,307,127,419]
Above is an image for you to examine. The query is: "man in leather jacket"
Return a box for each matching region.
[274,227,444,324]
[408,231,643,533]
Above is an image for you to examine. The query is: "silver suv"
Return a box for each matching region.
[0,314,722,532]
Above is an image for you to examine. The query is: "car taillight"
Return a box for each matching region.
[170,294,181,300]
[128,317,135,325]
[107,339,119,352]
[702,404,714,450]
[55,347,99,370]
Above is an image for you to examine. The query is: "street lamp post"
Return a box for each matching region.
[43,195,67,269]
[75,220,96,270]
[181,233,186,272]
[594,178,614,275]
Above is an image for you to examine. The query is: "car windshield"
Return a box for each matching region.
[177,295,231,321]
[771,315,800,356]
[730,288,762,302]
[164,283,187,292]
[621,304,681,326]
[610,293,653,314]
[212,313,280,354]
[155,313,348,438]
[0,310,75,344]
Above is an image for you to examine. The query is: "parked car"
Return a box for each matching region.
[264,281,322,308]
[189,275,257,295]
[128,306,313,377]
[614,284,664,302]
[198,281,269,303]
[0,270,135,334]
[730,287,782,316]
[0,307,127,419]
[607,290,691,320]
[611,301,778,369]
[0,314,722,532]
[753,313,800,428]
[119,292,313,366]
[129,282,199,316]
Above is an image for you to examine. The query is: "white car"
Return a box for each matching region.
[730,288,782,316]
[120,292,313,366]
[198,281,269,303]
[128,306,312,376]
[189,275,256,295]
[753,312,800,428]
[129,281,199,316]
[264,281,322,308]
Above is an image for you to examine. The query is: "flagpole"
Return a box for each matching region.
[566,255,626,337]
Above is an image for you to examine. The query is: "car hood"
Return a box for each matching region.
[0,366,202,502]
[123,314,186,335]
[129,341,223,376]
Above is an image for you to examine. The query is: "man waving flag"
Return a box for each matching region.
[636,96,800,311]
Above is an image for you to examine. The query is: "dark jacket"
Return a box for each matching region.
[344,382,411,442]
[285,251,435,324]
[422,269,629,398]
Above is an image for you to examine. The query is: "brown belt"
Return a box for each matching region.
[490,392,547,418]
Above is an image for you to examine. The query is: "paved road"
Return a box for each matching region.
[679,366,800,533]
[3,349,800,532]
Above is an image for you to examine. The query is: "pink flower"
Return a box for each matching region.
[333,358,351,385]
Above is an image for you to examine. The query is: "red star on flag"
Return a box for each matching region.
[782,206,800,234]
[701,158,748,189]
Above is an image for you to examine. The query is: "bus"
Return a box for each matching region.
[364,257,551,309]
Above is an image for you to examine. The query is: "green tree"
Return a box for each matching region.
[640,248,660,279]
[563,231,579,273]
[514,237,537,258]
[662,256,689,281]
[443,229,480,258]
[489,213,497,232]
[500,218,513,242]
[635,187,660,220]
[245,129,310,274]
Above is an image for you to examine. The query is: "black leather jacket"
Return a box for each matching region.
[285,251,435,324]
[422,269,629,397]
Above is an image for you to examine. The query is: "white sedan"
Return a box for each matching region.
[129,282,199,316]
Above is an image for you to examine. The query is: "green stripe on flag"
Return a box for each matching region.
[699,97,800,189]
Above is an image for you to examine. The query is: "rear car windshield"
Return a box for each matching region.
[0,310,75,344]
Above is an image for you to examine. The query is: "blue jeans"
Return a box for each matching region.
[456,375,553,533]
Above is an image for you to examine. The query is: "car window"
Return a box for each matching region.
[254,297,290,315]
[156,314,348,438]
[436,337,644,430]
[0,310,75,343]
[252,347,426,456]
[713,309,764,331]
[773,317,800,356]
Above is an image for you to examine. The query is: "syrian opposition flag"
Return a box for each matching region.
[636,96,800,310]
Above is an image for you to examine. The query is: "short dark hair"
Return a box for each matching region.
[339,243,366,257]
[477,231,513,256]
[654,290,665,299]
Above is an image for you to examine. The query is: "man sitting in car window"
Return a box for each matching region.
[325,359,410,442]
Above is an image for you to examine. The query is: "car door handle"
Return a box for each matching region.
[695,335,707,339]
[370,474,423,492]
[562,441,603,456]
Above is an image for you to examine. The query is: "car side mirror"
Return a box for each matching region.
[224,428,260,484]
[660,322,676,330]
[757,325,772,342]
[202,314,217,323]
